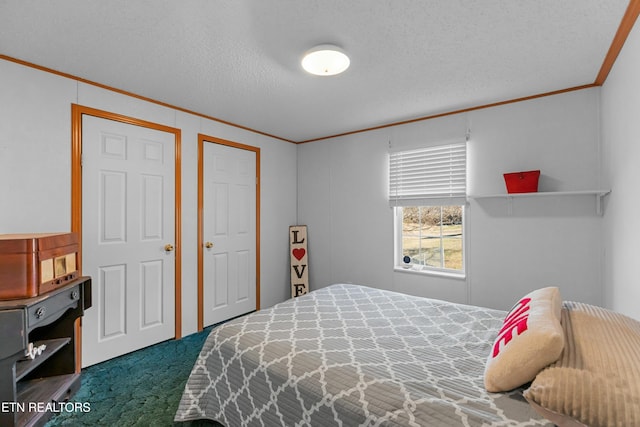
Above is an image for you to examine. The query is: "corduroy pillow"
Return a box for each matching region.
[524,302,640,427]
[484,287,564,392]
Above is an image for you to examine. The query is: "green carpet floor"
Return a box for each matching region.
[45,326,215,426]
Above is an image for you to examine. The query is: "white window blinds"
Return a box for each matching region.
[389,141,467,206]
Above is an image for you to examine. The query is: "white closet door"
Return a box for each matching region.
[202,142,256,326]
[82,115,175,366]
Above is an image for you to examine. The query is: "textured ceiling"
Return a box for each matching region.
[0,0,631,142]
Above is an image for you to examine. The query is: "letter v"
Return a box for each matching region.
[292,264,306,279]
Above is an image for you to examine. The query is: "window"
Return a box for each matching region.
[396,205,464,271]
[389,142,466,274]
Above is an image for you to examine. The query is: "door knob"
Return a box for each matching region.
[164,244,174,252]
[204,242,214,249]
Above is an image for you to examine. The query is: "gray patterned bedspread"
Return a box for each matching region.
[175,284,550,426]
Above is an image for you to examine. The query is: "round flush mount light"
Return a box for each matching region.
[301,44,350,76]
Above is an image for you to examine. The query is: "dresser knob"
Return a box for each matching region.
[71,290,79,300]
[35,306,46,319]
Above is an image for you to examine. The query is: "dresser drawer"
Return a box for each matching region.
[27,284,81,329]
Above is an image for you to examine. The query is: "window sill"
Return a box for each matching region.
[394,266,466,280]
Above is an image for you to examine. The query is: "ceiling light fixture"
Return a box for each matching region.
[301,44,350,76]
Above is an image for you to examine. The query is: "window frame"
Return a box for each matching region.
[389,140,468,278]
[393,204,466,278]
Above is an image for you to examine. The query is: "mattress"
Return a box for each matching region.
[175,284,551,426]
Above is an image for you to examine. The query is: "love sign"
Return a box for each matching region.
[290,225,309,297]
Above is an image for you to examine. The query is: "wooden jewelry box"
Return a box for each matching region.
[0,232,79,300]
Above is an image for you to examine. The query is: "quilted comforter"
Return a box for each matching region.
[175,284,550,426]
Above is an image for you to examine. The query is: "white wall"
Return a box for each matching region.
[0,58,297,335]
[467,90,603,309]
[298,88,604,311]
[3,44,627,322]
[601,19,640,320]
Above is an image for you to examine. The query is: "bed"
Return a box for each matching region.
[175,283,640,427]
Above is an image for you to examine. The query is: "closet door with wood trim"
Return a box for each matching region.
[202,141,256,327]
[82,115,175,367]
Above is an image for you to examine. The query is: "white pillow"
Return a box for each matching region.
[484,287,564,392]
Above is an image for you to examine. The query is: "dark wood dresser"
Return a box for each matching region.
[0,276,91,427]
